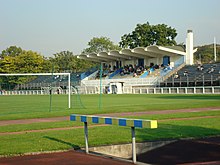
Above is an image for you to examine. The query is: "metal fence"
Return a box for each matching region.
[1,86,220,95]
[129,86,220,94]
[81,77,158,87]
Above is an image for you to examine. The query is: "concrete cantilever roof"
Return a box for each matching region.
[77,45,188,63]
[108,51,131,60]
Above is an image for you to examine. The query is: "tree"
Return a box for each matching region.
[52,51,95,73]
[82,37,121,54]
[0,47,50,89]
[119,22,177,49]
[0,46,22,58]
[15,50,48,73]
[194,44,220,63]
[0,56,16,73]
[52,51,75,72]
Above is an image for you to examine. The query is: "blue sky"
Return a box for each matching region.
[0,0,219,56]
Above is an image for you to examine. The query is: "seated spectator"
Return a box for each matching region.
[154,64,159,69]
[133,72,137,77]
[208,67,214,73]
[120,69,124,76]
[136,67,142,75]
[174,72,179,79]
[183,70,188,76]
[169,65,173,70]
[124,68,130,74]
[200,65,204,71]
[163,66,168,72]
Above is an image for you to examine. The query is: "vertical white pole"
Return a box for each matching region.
[214,37,217,62]
[131,127,136,164]
[186,30,194,65]
[84,122,89,153]
[68,73,71,109]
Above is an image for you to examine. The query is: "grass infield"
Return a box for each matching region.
[0,117,220,156]
[0,94,220,120]
[0,94,220,156]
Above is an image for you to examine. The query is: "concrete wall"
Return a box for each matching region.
[89,140,176,159]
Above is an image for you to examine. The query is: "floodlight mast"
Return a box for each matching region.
[214,37,217,62]
[0,73,71,109]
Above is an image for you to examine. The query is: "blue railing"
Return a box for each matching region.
[109,68,122,79]
[160,56,185,77]
[140,68,155,78]
[80,67,98,80]
[174,56,185,68]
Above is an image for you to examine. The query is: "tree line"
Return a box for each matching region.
[0,22,178,74]
[0,22,219,89]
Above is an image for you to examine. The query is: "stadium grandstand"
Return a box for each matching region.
[1,30,220,95]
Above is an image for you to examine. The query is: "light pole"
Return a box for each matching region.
[99,62,103,110]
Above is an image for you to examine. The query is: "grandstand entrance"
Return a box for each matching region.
[106,82,124,94]
[116,61,122,68]
[163,56,170,66]
[138,58,144,67]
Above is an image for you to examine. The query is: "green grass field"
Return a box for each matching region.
[0,94,220,156]
[0,94,220,120]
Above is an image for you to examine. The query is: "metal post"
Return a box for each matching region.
[99,63,103,110]
[172,75,174,87]
[84,122,89,153]
[203,74,205,86]
[49,85,52,112]
[68,73,71,108]
[187,76,188,87]
[131,127,136,164]
[214,37,217,62]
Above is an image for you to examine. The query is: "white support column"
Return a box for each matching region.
[131,127,136,164]
[212,87,214,94]
[84,122,89,154]
[186,30,194,65]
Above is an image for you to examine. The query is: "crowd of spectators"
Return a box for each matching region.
[173,63,220,80]
[95,63,162,79]
[120,63,161,77]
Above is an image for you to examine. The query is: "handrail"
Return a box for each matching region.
[109,68,122,79]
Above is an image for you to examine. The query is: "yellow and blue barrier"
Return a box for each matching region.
[70,114,158,164]
[70,114,157,129]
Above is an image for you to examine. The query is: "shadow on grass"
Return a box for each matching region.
[136,124,220,164]
[43,136,80,150]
